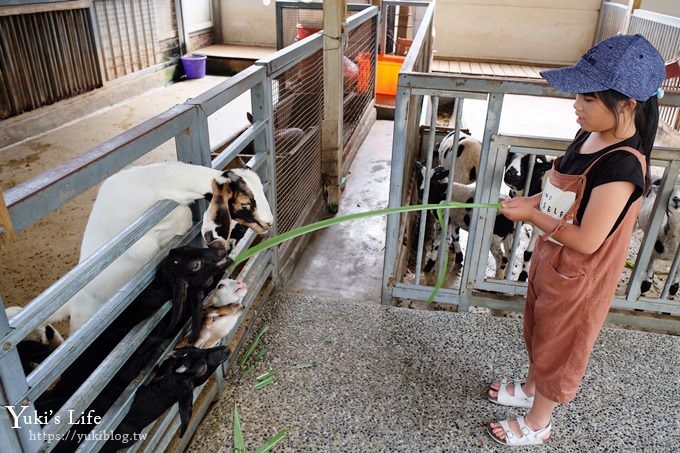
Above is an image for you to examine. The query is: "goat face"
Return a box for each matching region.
[415,161,450,204]
[202,167,273,248]
[503,153,553,196]
[212,278,247,307]
[161,346,229,384]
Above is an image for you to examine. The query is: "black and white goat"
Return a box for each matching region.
[50,162,272,333]
[638,177,680,298]
[415,162,514,279]
[103,346,230,452]
[36,246,231,452]
[5,306,64,376]
[503,153,554,281]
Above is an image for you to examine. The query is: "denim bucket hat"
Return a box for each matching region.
[540,34,665,101]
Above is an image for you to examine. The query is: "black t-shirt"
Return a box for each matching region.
[557,131,645,236]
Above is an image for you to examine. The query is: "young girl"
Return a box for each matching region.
[487,34,665,446]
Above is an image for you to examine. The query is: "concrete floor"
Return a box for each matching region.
[0,75,250,311]
[283,120,394,301]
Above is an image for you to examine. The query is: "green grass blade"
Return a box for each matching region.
[228,202,500,272]
[254,376,275,389]
[254,428,290,453]
[256,371,274,381]
[233,404,245,453]
[239,324,269,368]
[427,206,448,304]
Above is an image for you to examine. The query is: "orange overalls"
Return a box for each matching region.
[524,147,645,403]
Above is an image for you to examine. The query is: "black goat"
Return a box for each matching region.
[103,346,229,452]
[38,246,229,452]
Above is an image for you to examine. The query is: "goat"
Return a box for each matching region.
[638,176,680,298]
[50,162,272,333]
[5,306,64,375]
[415,162,514,279]
[36,245,230,450]
[437,130,480,185]
[503,153,554,281]
[103,346,230,452]
[176,278,247,348]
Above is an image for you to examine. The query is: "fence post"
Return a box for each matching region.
[0,296,42,452]
[176,106,212,247]
[251,77,281,286]
[321,0,347,213]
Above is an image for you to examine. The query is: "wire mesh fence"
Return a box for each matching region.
[276,1,370,49]
[271,50,325,259]
[343,16,377,154]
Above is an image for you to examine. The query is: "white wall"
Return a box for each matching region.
[220,0,277,47]
[433,0,601,65]
[183,0,213,33]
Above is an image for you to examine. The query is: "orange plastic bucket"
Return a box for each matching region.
[376,54,405,96]
[296,23,321,40]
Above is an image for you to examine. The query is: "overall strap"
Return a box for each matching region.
[541,146,645,242]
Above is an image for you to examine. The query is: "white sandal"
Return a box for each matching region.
[487,379,534,408]
[487,416,551,446]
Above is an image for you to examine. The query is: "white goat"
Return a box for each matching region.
[51,162,272,333]
[638,176,680,298]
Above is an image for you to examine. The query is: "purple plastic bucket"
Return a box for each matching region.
[181,54,207,79]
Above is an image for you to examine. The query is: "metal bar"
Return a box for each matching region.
[250,78,280,285]
[346,4,378,32]
[5,104,194,232]
[210,120,268,171]
[187,65,266,116]
[505,153,536,281]
[410,87,488,101]
[660,243,680,300]
[400,1,433,72]
[42,303,172,443]
[0,200,178,362]
[627,162,680,301]
[381,84,411,304]
[0,296,41,452]
[413,95,437,284]
[435,98,464,287]
[462,93,503,293]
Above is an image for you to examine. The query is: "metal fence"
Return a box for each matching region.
[382,1,680,333]
[274,0,370,50]
[0,6,379,446]
[343,8,377,153]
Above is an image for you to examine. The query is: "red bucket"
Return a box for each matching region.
[296,23,321,40]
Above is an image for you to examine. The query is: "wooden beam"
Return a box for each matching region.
[321,0,346,213]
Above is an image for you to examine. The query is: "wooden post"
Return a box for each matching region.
[621,0,641,34]
[321,0,346,213]
[0,189,14,247]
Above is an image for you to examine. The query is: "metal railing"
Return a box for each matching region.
[0,6,383,449]
[382,1,680,333]
[595,1,628,41]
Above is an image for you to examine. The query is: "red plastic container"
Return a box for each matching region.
[296,23,321,40]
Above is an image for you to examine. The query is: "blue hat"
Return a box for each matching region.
[540,34,665,102]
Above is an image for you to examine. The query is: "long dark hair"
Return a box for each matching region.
[593,89,659,192]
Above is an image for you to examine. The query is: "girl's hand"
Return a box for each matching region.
[500,196,539,223]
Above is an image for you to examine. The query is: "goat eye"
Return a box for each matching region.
[191,261,202,272]
[217,283,225,290]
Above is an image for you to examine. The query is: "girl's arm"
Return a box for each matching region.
[500,181,635,254]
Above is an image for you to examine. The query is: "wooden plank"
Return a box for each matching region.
[450,60,461,74]
[194,44,276,60]
[460,60,472,74]
[470,61,483,75]
[0,0,89,17]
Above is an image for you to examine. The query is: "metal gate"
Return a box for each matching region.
[382,2,680,333]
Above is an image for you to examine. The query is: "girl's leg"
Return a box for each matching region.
[488,389,556,442]
[487,363,537,400]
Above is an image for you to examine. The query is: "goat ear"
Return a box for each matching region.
[415,161,423,171]
[235,156,248,169]
[246,112,254,124]
[177,383,194,437]
[188,298,203,344]
[167,279,189,334]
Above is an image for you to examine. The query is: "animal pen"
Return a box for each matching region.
[381,3,680,334]
[0,5,378,451]
[1,1,680,452]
